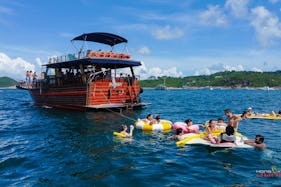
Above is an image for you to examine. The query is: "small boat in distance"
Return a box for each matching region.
[17,32,149,110]
[155,77,167,90]
[155,84,167,90]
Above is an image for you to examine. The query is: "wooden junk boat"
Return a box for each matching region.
[17,32,148,110]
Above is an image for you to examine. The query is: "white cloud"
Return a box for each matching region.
[224,64,244,71]
[151,25,184,40]
[199,5,227,26]
[268,0,280,3]
[162,67,184,77]
[138,46,151,55]
[35,57,42,67]
[194,63,244,75]
[0,52,35,80]
[194,68,212,76]
[225,0,251,18]
[134,61,183,79]
[251,67,263,72]
[250,6,281,46]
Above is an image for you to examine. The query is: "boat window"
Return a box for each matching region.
[46,68,55,76]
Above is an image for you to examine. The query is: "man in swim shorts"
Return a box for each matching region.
[224,108,242,131]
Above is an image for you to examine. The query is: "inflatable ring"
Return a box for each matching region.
[113,132,126,138]
[173,122,199,133]
[135,119,172,131]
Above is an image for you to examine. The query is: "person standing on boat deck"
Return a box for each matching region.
[120,124,134,137]
[28,71,33,88]
[57,69,63,86]
[224,108,242,131]
[33,72,37,83]
[25,71,29,88]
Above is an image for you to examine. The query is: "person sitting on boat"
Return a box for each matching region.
[120,124,134,137]
[217,125,236,144]
[105,69,111,79]
[93,67,104,79]
[244,135,266,149]
[168,128,183,141]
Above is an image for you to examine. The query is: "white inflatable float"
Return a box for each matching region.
[135,119,172,131]
[176,132,252,148]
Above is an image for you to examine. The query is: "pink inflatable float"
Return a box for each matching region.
[173,122,199,133]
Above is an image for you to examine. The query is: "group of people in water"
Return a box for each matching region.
[242,107,281,118]
[119,108,266,149]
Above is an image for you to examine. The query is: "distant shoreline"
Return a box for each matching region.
[143,86,281,90]
[0,85,17,89]
[1,86,281,90]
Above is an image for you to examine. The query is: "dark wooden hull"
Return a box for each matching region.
[29,86,87,110]
[26,84,148,110]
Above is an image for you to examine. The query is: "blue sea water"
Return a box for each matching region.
[1,88,281,186]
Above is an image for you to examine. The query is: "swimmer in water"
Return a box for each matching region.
[142,114,154,124]
[244,135,266,149]
[120,124,134,137]
[168,128,184,141]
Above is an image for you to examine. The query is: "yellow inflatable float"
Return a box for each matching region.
[113,132,126,138]
[247,114,281,120]
[135,119,172,131]
[176,129,224,146]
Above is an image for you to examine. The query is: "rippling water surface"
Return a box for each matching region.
[1,88,281,186]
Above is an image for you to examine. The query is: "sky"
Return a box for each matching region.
[0,0,281,80]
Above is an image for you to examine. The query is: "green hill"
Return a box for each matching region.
[0,77,17,87]
[140,71,281,88]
